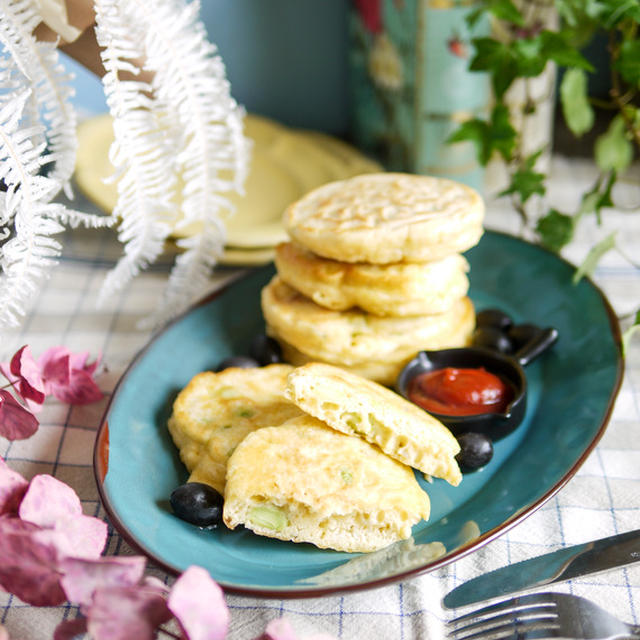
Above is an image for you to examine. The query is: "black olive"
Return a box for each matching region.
[471,326,513,354]
[214,355,259,372]
[507,323,541,351]
[475,309,513,331]
[249,333,283,365]
[455,432,494,472]
[170,482,224,528]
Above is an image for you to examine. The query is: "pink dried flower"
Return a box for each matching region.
[59,556,148,609]
[87,584,172,640]
[34,514,108,561]
[0,516,67,606]
[19,474,83,525]
[53,618,89,640]
[257,619,299,640]
[20,475,108,560]
[0,345,103,411]
[38,347,103,405]
[0,346,46,410]
[0,344,103,440]
[0,474,107,606]
[0,457,28,515]
[0,390,39,440]
[168,566,230,640]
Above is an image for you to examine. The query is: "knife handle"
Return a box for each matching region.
[565,528,640,579]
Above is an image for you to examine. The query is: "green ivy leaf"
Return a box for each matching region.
[512,36,547,77]
[536,209,575,251]
[614,39,640,86]
[485,0,524,24]
[572,231,617,284]
[470,38,519,98]
[447,104,516,165]
[522,148,545,170]
[539,31,594,70]
[595,171,616,222]
[560,68,595,136]
[599,0,640,27]
[578,190,600,217]
[469,38,508,71]
[577,172,616,224]
[499,160,546,204]
[489,104,518,161]
[595,115,633,172]
[622,307,640,356]
[448,119,493,165]
[466,6,484,28]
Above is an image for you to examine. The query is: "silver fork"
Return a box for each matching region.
[447,592,640,640]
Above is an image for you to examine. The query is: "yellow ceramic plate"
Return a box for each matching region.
[74,114,381,263]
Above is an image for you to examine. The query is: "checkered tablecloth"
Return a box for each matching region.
[1,157,638,639]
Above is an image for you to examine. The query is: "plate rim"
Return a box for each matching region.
[93,230,625,599]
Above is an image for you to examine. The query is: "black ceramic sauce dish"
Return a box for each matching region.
[396,326,558,441]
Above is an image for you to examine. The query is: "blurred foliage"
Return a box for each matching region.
[450,0,640,353]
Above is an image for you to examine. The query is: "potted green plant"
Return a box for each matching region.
[449,0,640,351]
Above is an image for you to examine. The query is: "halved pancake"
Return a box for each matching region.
[275,241,469,316]
[223,416,430,552]
[167,365,303,493]
[283,172,484,263]
[285,363,462,486]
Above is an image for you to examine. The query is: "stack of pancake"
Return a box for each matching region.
[261,172,484,386]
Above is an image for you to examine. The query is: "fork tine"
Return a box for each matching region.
[448,628,562,640]
[447,593,558,626]
[448,607,558,637]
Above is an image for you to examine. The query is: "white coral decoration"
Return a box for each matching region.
[93,0,177,306]
[0,0,249,330]
[95,0,250,326]
[0,0,77,195]
[0,0,111,328]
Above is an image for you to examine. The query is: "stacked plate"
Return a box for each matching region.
[74,114,381,266]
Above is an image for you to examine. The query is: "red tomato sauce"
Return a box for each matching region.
[407,367,513,416]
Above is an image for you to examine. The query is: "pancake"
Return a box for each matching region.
[285,363,462,486]
[274,335,423,388]
[283,173,484,263]
[275,241,469,316]
[262,276,475,385]
[167,365,303,493]
[223,416,431,552]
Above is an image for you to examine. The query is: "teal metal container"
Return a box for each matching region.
[349,0,490,191]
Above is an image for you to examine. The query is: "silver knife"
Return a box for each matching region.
[442,528,640,609]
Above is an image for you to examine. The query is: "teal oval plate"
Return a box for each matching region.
[94,230,623,598]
